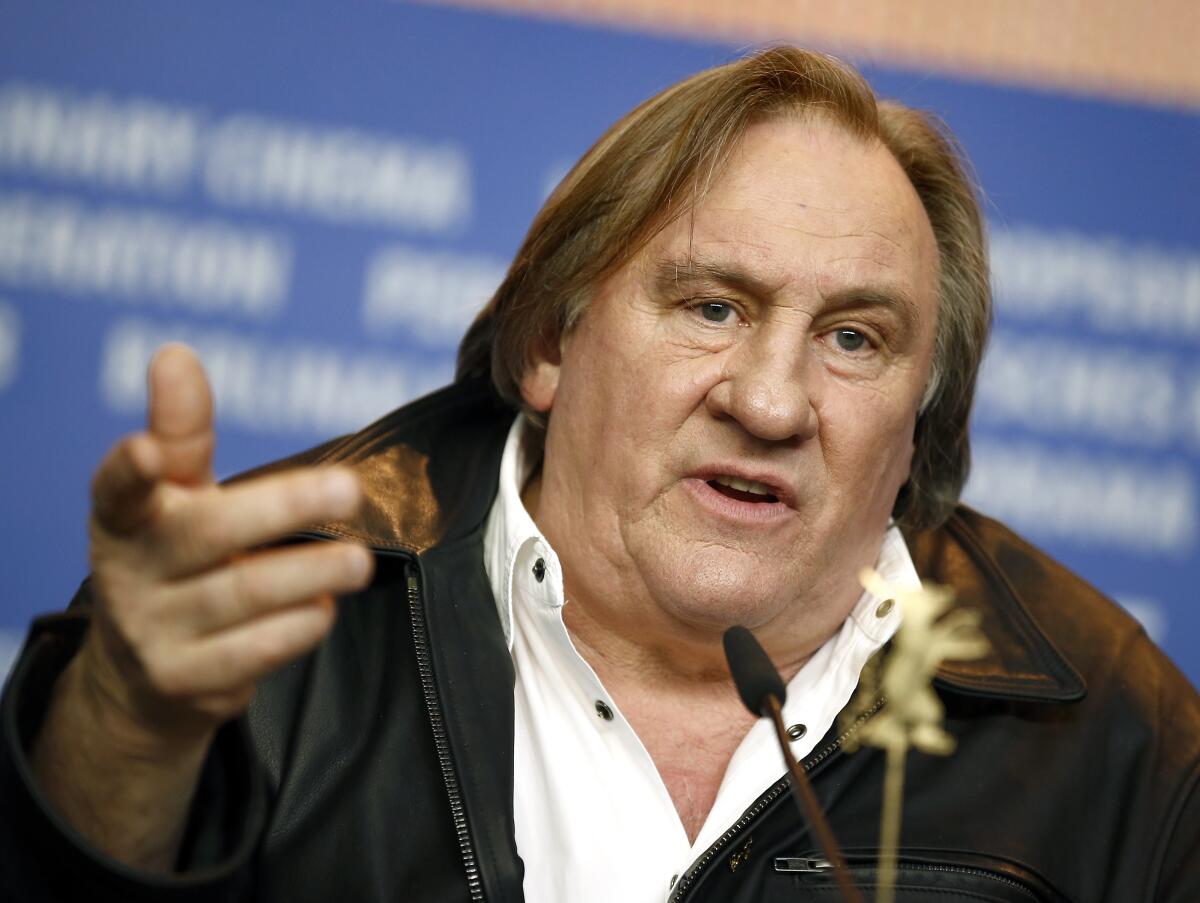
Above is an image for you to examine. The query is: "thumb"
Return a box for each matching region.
[147,343,215,486]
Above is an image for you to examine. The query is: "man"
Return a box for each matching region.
[2,47,1198,902]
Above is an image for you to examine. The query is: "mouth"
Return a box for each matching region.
[706,474,781,505]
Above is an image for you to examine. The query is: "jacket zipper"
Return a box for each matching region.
[407,568,486,902]
[774,858,1041,900]
[910,864,1041,900]
[666,697,886,902]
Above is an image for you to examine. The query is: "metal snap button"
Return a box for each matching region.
[875,598,894,618]
[594,700,614,721]
[532,558,546,582]
[786,723,807,741]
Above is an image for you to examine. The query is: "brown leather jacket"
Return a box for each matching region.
[3,379,1198,902]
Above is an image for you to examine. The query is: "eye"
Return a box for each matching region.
[833,328,869,352]
[695,301,736,323]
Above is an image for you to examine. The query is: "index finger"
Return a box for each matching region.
[154,466,365,577]
[92,432,165,536]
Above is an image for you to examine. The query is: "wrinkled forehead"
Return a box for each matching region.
[629,117,939,302]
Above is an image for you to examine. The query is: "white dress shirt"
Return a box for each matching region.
[482,416,920,903]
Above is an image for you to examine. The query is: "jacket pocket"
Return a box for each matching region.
[771,851,1066,903]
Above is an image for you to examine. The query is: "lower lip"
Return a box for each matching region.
[683,478,793,524]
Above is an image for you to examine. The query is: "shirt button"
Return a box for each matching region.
[532,558,546,582]
[786,723,807,741]
[875,598,894,618]
[594,700,614,721]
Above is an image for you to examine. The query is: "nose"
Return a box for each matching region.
[705,333,818,443]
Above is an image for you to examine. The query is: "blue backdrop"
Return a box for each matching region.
[1,0,1197,685]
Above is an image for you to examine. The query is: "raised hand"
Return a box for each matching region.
[31,344,374,870]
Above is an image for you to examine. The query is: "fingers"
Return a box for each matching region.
[147,343,214,486]
[91,537,372,725]
[151,467,364,577]
[92,433,165,536]
[154,597,339,698]
[83,341,372,734]
[171,542,373,637]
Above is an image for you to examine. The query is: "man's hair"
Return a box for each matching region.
[457,46,990,533]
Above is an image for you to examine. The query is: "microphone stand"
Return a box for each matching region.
[762,695,863,903]
[724,625,863,903]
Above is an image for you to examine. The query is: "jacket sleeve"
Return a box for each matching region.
[1155,760,1200,902]
[0,584,268,903]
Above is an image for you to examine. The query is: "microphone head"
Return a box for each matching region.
[723,625,787,717]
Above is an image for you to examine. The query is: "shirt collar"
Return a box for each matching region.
[851,523,920,642]
[483,415,555,648]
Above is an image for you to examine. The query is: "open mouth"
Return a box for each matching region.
[706,475,780,504]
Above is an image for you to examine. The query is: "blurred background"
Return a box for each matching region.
[1,0,1197,684]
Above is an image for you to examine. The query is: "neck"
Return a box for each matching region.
[562,587,812,693]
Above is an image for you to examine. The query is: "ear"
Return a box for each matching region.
[520,339,562,413]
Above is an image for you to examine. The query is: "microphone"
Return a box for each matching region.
[723,626,862,903]
[723,625,787,716]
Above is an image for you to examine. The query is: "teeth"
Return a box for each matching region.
[713,475,774,496]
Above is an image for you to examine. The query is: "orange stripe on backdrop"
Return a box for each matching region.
[423,0,1200,109]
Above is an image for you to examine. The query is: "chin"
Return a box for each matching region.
[639,546,797,635]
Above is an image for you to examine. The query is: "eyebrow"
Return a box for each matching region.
[651,255,781,300]
[651,253,925,330]
[821,286,925,332]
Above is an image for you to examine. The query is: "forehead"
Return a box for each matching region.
[642,116,938,305]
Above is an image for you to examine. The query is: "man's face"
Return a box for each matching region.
[523,116,940,652]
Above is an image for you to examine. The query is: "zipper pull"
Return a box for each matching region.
[774,857,833,873]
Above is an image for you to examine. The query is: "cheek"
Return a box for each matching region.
[555,323,639,422]
[567,321,712,424]
[548,324,665,491]
[874,421,918,498]
[824,401,917,500]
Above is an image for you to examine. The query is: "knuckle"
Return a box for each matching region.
[229,562,270,616]
[189,574,232,631]
[188,512,229,558]
[162,513,225,570]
